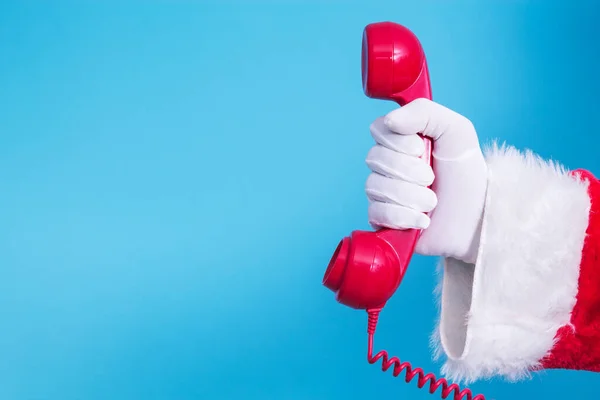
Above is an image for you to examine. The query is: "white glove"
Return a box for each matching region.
[365,98,488,264]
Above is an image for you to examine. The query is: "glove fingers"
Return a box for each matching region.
[366,173,437,213]
[383,98,480,160]
[384,98,457,140]
[366,145,434,186]
[368,201,430,230]
[370,116,426,157]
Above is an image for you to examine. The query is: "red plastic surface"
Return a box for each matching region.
[323,21,433,310]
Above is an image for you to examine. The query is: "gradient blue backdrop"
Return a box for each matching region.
[1,1,599,399]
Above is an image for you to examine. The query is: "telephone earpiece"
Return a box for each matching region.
[361,21,432,105]
[323,21,433,311]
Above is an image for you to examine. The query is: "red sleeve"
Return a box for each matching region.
[432,145,598,384]
[541,169,600,372]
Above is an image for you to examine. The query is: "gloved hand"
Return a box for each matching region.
[365,98,488,264]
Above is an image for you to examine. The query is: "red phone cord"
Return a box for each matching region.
[367,310,486,400]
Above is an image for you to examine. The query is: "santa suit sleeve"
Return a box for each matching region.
[433,143,600,384]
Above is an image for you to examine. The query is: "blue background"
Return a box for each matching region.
[1,1,598,399]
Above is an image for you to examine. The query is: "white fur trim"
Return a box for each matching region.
[432,143,591,383]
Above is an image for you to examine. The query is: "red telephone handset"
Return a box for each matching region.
[322,22,486,400]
